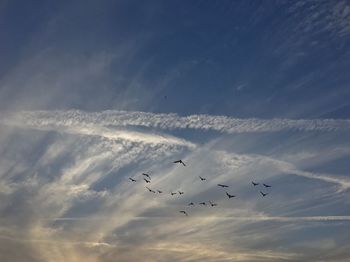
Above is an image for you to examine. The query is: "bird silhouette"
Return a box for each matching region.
[260,191,268,197]
[174,160,186,166]
[199,176,206,181]
[129,177,136,182]
[188,202,194,206]
[171,192,177,195]
[209,201,217,207]
[263,183,271,188]
[157,190,163,193]
[179,210,188,216]
[226,192,236,198]
[252,181,259,186]
[218,184,229,188]
[199,202,206,205]
[144,178,151,183]
[142,173,151,179]
[146,187,156,193]
[178,191,184,195]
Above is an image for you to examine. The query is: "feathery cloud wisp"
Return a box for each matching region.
[2,110,350,134]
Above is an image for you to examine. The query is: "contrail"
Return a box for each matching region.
[0,235,113,247]
[1,110,350,134]
[289,169,350,191]
[2,109,349,189]
[50,215,350,222]
[0,111,196,148]
[214,150,350,190]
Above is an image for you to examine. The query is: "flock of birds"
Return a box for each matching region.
[129,159,272,216]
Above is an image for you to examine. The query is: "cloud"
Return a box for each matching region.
[1,110,350,261]
[289,169,350,191]
[0,112,196,148]
[2,110,350,135]
[1,1,349,260]
[289,0,350,38]
[51,215,350,222]
[6,107,348,190]
[230,151,350,191]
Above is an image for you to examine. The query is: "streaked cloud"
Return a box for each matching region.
[1,119,349,261]
[1,0,350,261]
[2,110,350,134]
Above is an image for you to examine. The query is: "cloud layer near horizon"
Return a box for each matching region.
[1,109,350,261]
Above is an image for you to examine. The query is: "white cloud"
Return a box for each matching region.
[2,110,350,135]
[1,110,350,261]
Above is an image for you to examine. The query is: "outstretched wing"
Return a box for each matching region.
[226,192,235,198]
[142,173,151,179]
[180,211,188,216]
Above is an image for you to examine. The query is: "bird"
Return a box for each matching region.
[188,202,194,206]
[157,190,163,193]
[179,210,188,216]
[209,201,217,207]
[174,160,186,166]
[263,183,271,188]
[144,178,151,183]
[171,192,177,195]
[178,191,184,195]
[142,173,151,179]
[218,184,229,188]
[260,191,268,197]
[226,192,236,198]
[199,202,206,205]
[199,176,206,181]
[129,177,136,182]
[146,187,156,193]
[252,181,259,186]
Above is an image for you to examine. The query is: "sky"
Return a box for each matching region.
[0,0,350,261]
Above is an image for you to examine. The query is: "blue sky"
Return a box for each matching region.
[1,1,350,261]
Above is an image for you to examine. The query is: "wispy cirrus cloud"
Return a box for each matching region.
[0,120,349,261]
[2,110,350,191]
[1,0,350,261]
[3,110,350,193]
[2,110,350,134]
[51,215,350,222]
